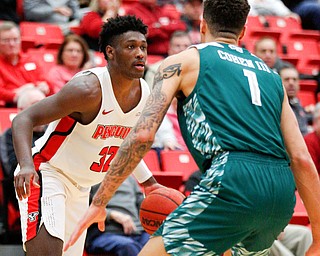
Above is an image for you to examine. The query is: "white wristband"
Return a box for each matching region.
[133,160,153,184]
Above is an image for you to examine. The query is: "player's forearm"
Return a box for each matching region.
[292,158,320,241]
[92,131,154,207]
[11,114,35,169]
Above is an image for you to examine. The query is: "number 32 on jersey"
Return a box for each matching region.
[90,146,119,172]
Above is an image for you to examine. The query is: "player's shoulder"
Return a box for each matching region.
[163,47,199,70]
[62,69,101,98]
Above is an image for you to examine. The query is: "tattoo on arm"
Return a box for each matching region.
[92,63,182,207]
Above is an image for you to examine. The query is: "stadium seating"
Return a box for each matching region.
[160,150,198,182]
[244,15,320,76]
[290,191,309,226]
[297,90,317,107]
[20,22,64,51]
[0,108,18,134]
[151,171,184,191]
[143,149,161,173]
[92,51,108,67]
[27,48,58,71]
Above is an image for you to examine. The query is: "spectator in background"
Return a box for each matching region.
[0,21,51,107]
[166,98,188,151]
[23,0,82,35]
[0,0,21,24]
[85,175,149,256]
[79,0,124,51]
[279,66,312,136]
[145,31,191,154]
[304,102,320,175]
[248,0,300,20]
[0,87,47,180]
[180,0,203,44]
[0,87,46,241]
[144,30,192,87]
[281,0,320,30]
[47,34,90,94]
[253,36,293,73]
[123,0,186,56]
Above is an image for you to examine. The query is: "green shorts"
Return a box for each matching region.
[154,151,296,255]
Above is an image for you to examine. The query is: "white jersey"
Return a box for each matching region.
[32,67,150,188]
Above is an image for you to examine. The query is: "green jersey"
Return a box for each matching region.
[178,42,289,172]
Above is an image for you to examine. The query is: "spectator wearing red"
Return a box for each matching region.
[47,34,90,94]
[0,21,52,107]
[304,102,320,175]
[79,0,124,51]
[123,0,186,56]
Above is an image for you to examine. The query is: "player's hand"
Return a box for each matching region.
[54,6,72,17]
[64,203,106,252]
[142,176,165,196]
[14,168,40,200]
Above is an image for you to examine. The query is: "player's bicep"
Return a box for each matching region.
[22,74,100,126]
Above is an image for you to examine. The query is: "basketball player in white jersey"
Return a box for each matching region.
[12,15,160,256]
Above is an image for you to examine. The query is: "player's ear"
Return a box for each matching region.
[200,18,207,35]
[239,26,246,41]
[106,45,114,60]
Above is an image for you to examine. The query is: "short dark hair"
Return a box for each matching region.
[99,15,148,60]
[203,0,250,36]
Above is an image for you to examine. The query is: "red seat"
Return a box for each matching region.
[299,79,318,92]
[264,16,302,31]
[284,39,320,75]
[290,191,309,226]
[0,108,18,134]
[160,150,198,182]
[20,22,64,51]
[147,55,164,66]
[143,149,161,173]
[151,171,183,190]
[93,51,108,67]
[246,16,264,29]
[297,90,316,107]
[26,48,58,71]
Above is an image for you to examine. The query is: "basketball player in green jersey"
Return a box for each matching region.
[65,0,320,255]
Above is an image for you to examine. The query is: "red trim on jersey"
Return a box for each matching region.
[39,116,77,162]
[26,176,42,241]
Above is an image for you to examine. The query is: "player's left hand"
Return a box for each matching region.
[63,203,106,252]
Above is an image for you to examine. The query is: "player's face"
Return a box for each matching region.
[112,31,147,79]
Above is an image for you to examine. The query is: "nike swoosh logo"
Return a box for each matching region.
[102,109,114,115]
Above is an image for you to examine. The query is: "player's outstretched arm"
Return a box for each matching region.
[281,89,320,254]
[64,203,107,252]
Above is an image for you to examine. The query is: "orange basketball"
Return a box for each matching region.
[139,187,186,235]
